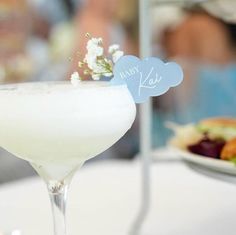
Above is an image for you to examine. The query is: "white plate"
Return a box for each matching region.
[172,147,236,176]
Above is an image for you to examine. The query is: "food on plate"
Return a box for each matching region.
[168,117,236,161]
[187,136,225,159]
[221,138,236,161]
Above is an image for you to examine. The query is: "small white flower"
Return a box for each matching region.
[93,64,105,74]
[104,72,113,77]
[86,44,104,57]
[84,54,97,69]
[70,71,81,86]
[112,50,124,63]
[71,71,80,80]
[108,44,120,54]
[86,38,103,57]
[87,37,102,48]
[96,46,104,56]
[78,35,123,80]
[92,74,101,80]
[85,56,104,74]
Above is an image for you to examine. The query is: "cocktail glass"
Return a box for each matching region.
[0,81,136,235]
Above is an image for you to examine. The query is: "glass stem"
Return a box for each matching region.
[47,180,69,235]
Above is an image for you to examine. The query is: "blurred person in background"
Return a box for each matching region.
[0,0,33,83]
[0,0,83,84]
[29,0,80,82]
[116,0,139,55]
[71,0,139,74]
[152,6,236,146]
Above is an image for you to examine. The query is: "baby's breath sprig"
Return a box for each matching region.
[70,33,124,85]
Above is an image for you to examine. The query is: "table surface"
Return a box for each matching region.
[0,156,236,235]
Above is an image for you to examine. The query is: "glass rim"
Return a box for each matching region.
[0,80,127,91]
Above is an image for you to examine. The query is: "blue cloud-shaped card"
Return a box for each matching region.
[110,56,183,103]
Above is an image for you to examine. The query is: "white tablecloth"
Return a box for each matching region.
[0,158,236,235]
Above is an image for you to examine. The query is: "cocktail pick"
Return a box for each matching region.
[111,55,183,103]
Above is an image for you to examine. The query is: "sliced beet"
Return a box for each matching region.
[187,136,225,159]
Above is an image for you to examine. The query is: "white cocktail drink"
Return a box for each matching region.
[0,81,136,235]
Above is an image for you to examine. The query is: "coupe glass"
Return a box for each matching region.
[0,81,136,235]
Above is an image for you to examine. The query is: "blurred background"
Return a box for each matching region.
[0,0,236,183]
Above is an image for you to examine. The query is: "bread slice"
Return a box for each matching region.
[199,117,236,128]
